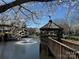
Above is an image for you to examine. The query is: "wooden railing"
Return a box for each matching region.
[61,39,79,51]
[47,37,79,59]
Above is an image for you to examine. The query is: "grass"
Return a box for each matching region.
[63,35,79,41]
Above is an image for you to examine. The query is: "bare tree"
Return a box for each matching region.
[0,0,78,25]
[0,0,77,13]
[0,0,53,13]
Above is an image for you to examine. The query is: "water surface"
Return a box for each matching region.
[0,38,40,59]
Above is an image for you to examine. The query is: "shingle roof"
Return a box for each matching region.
[40,20,61,29]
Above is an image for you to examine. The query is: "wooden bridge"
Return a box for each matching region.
[40,20,79,59]
[41,37,79,59]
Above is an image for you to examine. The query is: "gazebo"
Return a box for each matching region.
[40,20,63,42]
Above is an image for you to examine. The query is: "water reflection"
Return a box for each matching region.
[0,38,40,59]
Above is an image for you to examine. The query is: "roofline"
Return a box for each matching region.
[40,20,63,30]
[40,28,63,30]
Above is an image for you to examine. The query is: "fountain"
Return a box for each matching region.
[0,15,40,59]
[0,38,40,59]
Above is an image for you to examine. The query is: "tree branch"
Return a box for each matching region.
[0,0,52,13]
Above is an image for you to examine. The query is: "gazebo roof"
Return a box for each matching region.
[40,20,62,30]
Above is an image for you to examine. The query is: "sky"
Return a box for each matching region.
[0,0,79,28]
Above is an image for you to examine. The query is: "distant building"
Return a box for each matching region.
[27,28,40,37]
[0,18,28,41]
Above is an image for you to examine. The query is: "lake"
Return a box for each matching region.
[0,38,40,59]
